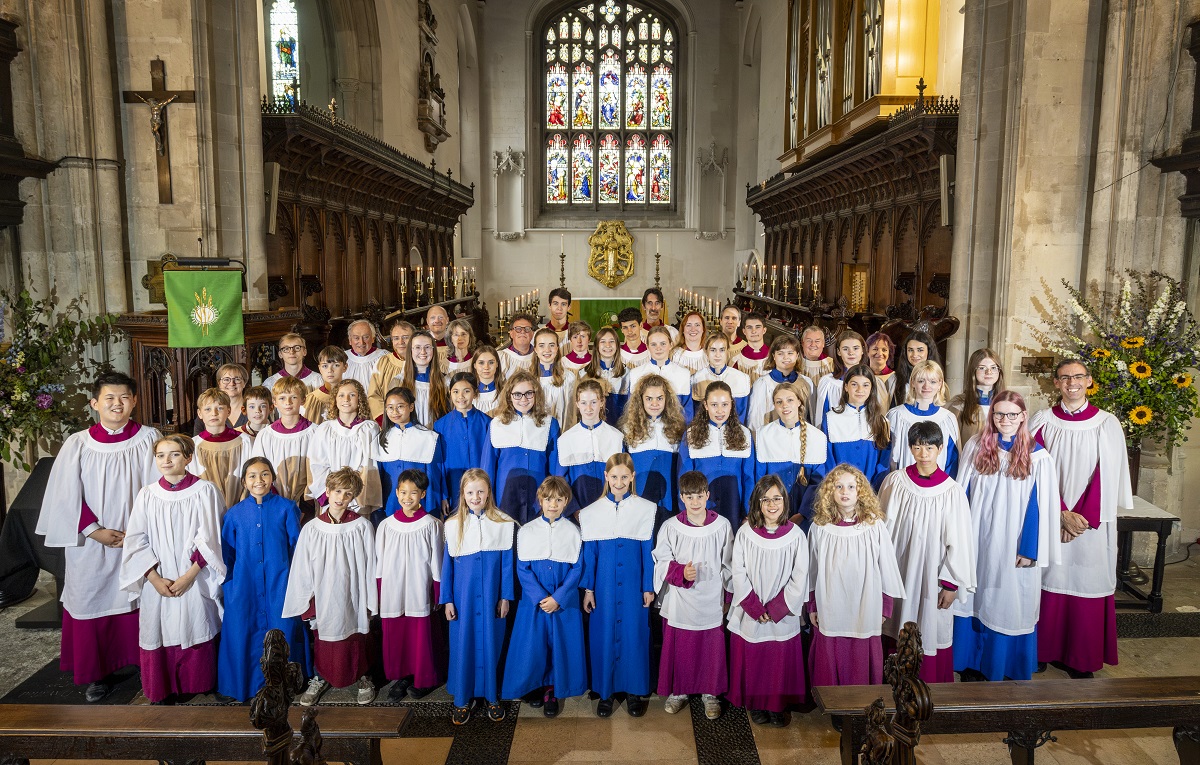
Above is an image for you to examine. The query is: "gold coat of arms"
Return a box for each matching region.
[587,220,635,289]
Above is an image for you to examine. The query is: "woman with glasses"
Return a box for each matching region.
[193,363,250,435]
[955,390,1061,681]
[481,371,561,524]
[949,349,1005,444]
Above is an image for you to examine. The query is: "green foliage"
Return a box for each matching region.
[1023,271,1200,449]
[0,289,121,470]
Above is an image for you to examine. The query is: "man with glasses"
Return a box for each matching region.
[368,317,414,420]
[1028,359,1133,679]
[500,314,537,376]
[343,319,387,389]
[264,333,322,392]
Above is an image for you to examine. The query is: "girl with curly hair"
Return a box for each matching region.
[308,379,382,518]
[481,371,561,524]
[620,374,687,529]
[806,465,904,686]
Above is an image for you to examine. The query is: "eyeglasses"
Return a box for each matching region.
[993,411,1024,421]
[510,390,536,401]
[760,496,785,506]
[1056,373,1089,382]
[510,326,534,334]
[976,365,1000,373]
[219,377,244,385]
[279,345,305,354]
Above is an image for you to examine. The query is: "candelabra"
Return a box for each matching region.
[415,273,425,307]
[655,249,662,288]
[397,268,408,313]
[769,268,779,301]
[426,269,435,305]
[441,266,451,302]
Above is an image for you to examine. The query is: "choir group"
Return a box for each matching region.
[34,287,1131,729]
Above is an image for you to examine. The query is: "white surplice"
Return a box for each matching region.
[652,514,734,631]
[283,515,378,641]
[375,512,443,618]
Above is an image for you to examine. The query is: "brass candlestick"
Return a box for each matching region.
[655,249,661,288]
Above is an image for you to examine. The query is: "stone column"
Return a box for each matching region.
[335,77,361,127]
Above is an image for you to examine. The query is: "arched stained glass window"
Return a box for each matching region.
[269,0,300,106]
[543,2,677,210]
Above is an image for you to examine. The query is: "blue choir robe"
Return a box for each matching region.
[822,403,892,489]
[626,417,681,531]
[579,493,656,699]
[627,359,694,421]
[374,422,448,519]
[481,413,561,524]
[678,421,756,527]
[552,420,624,514]
[812,373,844,428]
[745,369,812,433]
[596,361,628,426]
[886,403,961,479]
[217,493,311,700]
[501,515,587,699]
[433,407,493,510]
[439,510,516,706]
[754,419,829,522]
[691,366,750,423]
[474,381,500,416]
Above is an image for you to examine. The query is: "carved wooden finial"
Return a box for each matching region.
[249,629,306,765]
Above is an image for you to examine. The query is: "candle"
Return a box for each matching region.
[506,299,512,316]
[498,301,504,320]
[783,264,789,283]
[772,265,778,279]
[442,266,448,283]
[561,233,564,254]
[399,268,406,289]
[798,267,804,286]
[656,233,660,252]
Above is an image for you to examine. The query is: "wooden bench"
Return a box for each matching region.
[814,676,1200,765]
[0,703,410,765]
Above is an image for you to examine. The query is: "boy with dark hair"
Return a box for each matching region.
[37,371,161,702]
[618,307,649,367]
[305,346,349,424]
[547,288,573,342]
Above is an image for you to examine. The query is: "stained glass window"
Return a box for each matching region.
[542,2,677,209]
[269,0,300,105]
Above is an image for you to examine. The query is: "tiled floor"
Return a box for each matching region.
[5,563,1200,765]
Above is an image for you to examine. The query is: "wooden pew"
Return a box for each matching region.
[0,703,409,765]
[814,676,1200,765]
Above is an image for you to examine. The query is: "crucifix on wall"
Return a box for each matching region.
[122,59,195,204]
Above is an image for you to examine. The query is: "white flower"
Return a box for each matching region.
[1116,360,1128,372]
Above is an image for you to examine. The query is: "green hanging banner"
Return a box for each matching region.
[164,269,245,348]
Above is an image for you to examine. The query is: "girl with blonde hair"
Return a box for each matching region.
[440,469,516,725]
[806,465,904,686]
[886,360,960,478]
[533,327,578,428]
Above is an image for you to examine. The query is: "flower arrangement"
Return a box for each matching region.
[0,289,120,470]
[1023,270,1200,449]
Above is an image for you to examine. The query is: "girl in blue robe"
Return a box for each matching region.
[583,327,628,425]
[579,453,657,718]
[754,382,828,524]
[822,364,892,490]
[501,477,587,716]
[690,334,751,423]
[678,382,756,527]
[440,468,516,724]
[481,370,561,524]
[374,387,448,520]
[885,360,961,479]
[434,372,493,510]
[625,326,694,421]
[618,372,687,533]
[216,457,311,701]
[746,335,811,432]
[553,379,624,514]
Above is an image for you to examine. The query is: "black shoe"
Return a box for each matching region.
[596,697,615,717]
[407,684,438,699]
[626,695,648,717]
[0,589,34,610]
[1036,662,1048,673]
[958,668,986,683]
[543,696,560,718]
[526,692,544,708]
[149,695,175,706]
[212,692,238,704]
[769,711,791,727]
[387,682,409,702]
[749,709,771,725]
[1066,668,1095,679]
[85,682,111,703]
[451,704,472,725]
[487,702,506,722]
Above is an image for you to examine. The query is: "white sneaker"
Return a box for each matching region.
[298,677,328,706]
[664,694,689,714]
[356,676,376,705]
[702,694,722,720]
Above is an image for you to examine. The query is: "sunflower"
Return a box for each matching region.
[1175,373,1194,389]
[1129,405,1153,425]
[1091,348,1112,359]
[1121,336,1146,349]
[1130,361,1153,379]
[1086,381,1099,396]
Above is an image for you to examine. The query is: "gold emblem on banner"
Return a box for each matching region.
[587,220,635,289]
